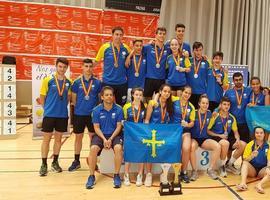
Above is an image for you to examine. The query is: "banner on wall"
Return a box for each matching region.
[0,1,159,81]
[32,63,70,139]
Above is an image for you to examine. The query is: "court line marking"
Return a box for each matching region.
[217,177,243,200]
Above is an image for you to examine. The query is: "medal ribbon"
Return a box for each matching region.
[173,53,180,66]
[234,87,244,107]
[111,42,120,67]
[80,76,93,97]
[160,102,167,123]
[133,54,142,74]
[252,92,259,105]
[219,113,229,134]
[193,58,201,75]
[54,74,66,98]
[198,110,207,134]
[132,103,141,123]
[155,44,164,65]
[180,101,188,121]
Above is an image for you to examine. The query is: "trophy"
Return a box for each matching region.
[171,163,182,194]
[159,163,171,195]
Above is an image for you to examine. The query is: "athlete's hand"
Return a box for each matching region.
[233,139,240,149]
[251,150,259,158]
[247,103,254,107]
[125,50,134,68]
[185,67,191,73]
[183,51,189,58]
[266,167,270,176]
[181,120,188,127]
[219,134,228,140]
[263,88,270,96]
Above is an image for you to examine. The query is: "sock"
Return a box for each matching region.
[53,154,59,163]
[182,170,187,174]
[75,154,80,162]
[221,159,226,166]
[228,157,236,166]
[42,158,47,165]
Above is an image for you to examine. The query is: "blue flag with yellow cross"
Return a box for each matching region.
[123,122,182,163]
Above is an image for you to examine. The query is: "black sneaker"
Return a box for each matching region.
[180,172,190,183]
[51,161,63,173]
[39,163,48,176]
[68,160,81,172]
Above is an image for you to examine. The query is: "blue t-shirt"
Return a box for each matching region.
[208,113,238,135]
[40,75,72,118]
[207,68,225,103]
[72,76,102,116]
[224,87,252,124]
[166,55,187,87]
[165,41,191,56]
[92,103,124,136]
[248,92,265,106]
[186,58,209,94]
[127,54,147,88]
[148,100,170,124]
[143,43,170,79]
[191,110,212,139]
[95,42,130,85]
[123,102,145,122]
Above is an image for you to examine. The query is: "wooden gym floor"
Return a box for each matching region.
[0,124,269,200]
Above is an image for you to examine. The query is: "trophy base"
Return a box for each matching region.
[158,183,171,196]
[171,182,182,195]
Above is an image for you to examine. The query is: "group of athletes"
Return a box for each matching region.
[38,24,270,194]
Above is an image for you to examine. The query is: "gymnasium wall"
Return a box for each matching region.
[0,1,159,106]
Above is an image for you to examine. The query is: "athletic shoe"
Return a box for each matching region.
[207,168,218,180]
[226,164,240,175]
[86,175,95,189]
[144,173,152,187]
[68,160,81,172]
[39,163,48,176]
[190,170,198,181]
[136,174,143,187]
[51,161,63,173]
[180,172,190,183]
[123,173,131,186]
[220,165,227,177]
[113,174,122,188]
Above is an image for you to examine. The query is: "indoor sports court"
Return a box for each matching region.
[0,0,270,200]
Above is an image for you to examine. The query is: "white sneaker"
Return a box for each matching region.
[220,165,227,178]
[144,173,152,187]
[124,173,131,186]
[136,174,143,187]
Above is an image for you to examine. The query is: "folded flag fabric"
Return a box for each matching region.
[123,122,183,163]
[245,106,270,133]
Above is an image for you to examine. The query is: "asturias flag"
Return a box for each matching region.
[245,106,270,133]
[124,122,182,163]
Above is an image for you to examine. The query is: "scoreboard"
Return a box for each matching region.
[0,64,16,136]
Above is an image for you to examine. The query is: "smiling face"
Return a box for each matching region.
[199,97,209,111]
[175,27,185,41]
[251,78,261,93]
[132,89,143,102]
[155,30,166,43]
[233,75,243,88]
[170,38,180,53]
[101,89,114,104]
[254,127,265,142]
[160,85,171,100]
[212,55,223,67]
[182,87,192,101]
[112,30,123,44]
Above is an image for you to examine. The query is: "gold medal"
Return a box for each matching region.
[111,42,120,68]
